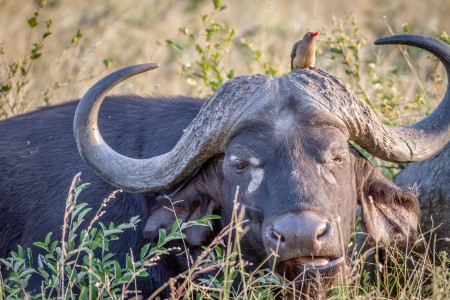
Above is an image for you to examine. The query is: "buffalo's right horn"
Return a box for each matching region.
[74,64,271,193]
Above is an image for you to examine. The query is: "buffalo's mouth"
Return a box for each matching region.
[294,256,345,270]
[276,255,346,285]
[275,255,346,297]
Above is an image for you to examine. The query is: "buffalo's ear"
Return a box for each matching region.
[143,159,222,246]
[354,152,420,247]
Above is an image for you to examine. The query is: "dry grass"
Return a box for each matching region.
[0,0,448,115]
[0,1,449,298]
[1,181,448,299]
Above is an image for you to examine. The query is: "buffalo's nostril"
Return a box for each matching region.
[316,222,328,240]
[271,229,286,243]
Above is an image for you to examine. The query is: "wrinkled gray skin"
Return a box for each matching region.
[395,142,450,253]
[72,34,448,299]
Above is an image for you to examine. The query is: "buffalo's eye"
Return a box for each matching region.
[333,156,343,164]
[332,153,347,165]
[234,161,249,173]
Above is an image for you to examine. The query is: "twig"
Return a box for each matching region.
[383,16,429,102]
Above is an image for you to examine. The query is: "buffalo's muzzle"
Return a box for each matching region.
[265,212,335,259]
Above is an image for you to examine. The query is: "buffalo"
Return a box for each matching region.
[0,34,449,298]
[395,142,450,253]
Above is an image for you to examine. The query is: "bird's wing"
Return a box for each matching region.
[290,42,298,59]
[290,42,299,70]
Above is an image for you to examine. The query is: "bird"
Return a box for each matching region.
[291,31,319,70]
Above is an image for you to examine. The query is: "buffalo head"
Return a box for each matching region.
[73,34,449,298]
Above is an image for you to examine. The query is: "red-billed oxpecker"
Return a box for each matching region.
[291,31,319,70]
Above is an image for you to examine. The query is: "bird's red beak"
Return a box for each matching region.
[312,32,319,37]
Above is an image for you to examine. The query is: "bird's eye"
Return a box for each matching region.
[308,34,311,37]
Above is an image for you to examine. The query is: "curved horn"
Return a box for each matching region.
[364,34,450,161]
[74,63,270,193]
[290,34,449,162]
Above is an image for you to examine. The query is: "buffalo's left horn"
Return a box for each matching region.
[74,64,269,193]
[366,34,450,162]
[317,34,449,162]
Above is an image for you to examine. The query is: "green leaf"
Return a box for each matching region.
[330,47,343,54]
[43,31,52,39]
[41,259,57,274]
[71,29,83,45]
[30,52,41,60]
[140,244,150,260]
[73,183,90,200]
[13,260,25,273]
[371,79,382,84]
[37,255,43,269]
[166,39,184,51]
[402,23,411,33]
[157,228,167,246]
[214,245,223,259]
[163,233,186,244]
[83,248,94,257]
[195,44,204,54]
[179,27,189,35]
[137,270,149,277]
[103,58,114,68]
[17,65,26,76]
[37,267,49,279]
[118,273,133,283]
[27,16,37,28]
[199,214,221,221]
[49,241,58,254]
[72,202,88,218]
[77,271,88,281]
[227,69,235,79]
[103,229,124,237]
[76,206,92,225]
[112,260,122,279]
[171,219,182,233]
[19,268,36,278]
[212,0,222,9]
[1,83,12,92]
[27,248,33,266]
[103,253,115,262]
[44,232,53,245]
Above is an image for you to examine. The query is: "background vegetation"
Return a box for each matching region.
[0,0,449,299]
[1,0,449,116]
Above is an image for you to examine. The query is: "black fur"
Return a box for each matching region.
[0,96,204,296]
[0,95,420,298]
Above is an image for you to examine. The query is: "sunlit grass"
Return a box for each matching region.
[0,0,448,115]
[0,0,449,299]
[0,178,448,299]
